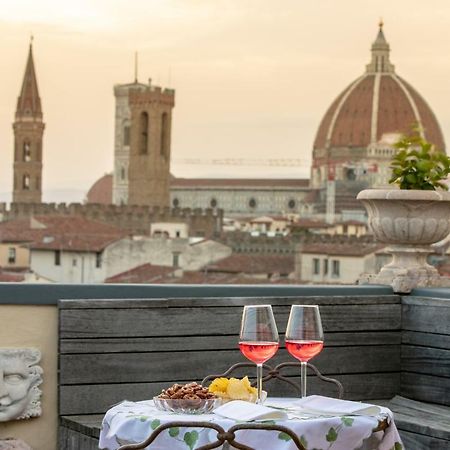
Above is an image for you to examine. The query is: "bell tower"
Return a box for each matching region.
[128,79,175,207]
[13,40,45,203]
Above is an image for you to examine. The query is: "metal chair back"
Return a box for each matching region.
[202,362,344,399]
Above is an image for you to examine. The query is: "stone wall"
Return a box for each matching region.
[0,203,223,238]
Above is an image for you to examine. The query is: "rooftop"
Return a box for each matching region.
[207,253,295,275]
[0,215,126,252]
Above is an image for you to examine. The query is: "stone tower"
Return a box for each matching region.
[128,80,175,207]
[112,81,147,205]
[13,41,45,203]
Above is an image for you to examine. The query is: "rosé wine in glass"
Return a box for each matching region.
[285,305,324,398]
[239,342,279,365]
[285,340,324,362]
[239,305,279,404]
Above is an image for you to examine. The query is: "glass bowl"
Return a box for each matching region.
[153,396,220,415]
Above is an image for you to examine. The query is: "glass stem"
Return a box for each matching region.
[301,361,307,398]
[256,363,263,404]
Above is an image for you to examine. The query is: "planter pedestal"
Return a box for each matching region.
[373,245,440,293]
[357,189,450,293]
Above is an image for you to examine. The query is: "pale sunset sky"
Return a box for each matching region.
[1,0,450,202]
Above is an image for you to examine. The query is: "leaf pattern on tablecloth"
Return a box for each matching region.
[390,443,403,450]
[341,417,354,427]
[183,430,199,450]
[326,427,338,443]
[278,431,291,441]
[150,419,161,430]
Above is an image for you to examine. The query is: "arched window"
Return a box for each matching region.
[249,198,257,208]
[120,166,126,181]
[172,198,180,207]
[23,174,30,190]
[123,124,130,146]
[160,112,168,157]
[210,198,217,208]
[23,141,31,162]
[288,199,296,209]
[36,140,42,159]
[139,112,149,154]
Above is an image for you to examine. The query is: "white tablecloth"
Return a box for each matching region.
[99,398,404,450]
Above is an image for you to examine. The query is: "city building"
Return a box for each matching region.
[296,237,387,284]
[0,216,126,283]
[102,235,232,279]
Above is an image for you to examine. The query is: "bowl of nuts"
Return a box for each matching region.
[154,382,220,414]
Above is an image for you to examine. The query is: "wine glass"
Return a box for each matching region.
[285,305,324,398]
[239,305,279,404]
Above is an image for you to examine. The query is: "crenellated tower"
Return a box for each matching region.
[13,40,45,203]
[127,79,175,207]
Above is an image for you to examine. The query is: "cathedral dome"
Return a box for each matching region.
[312,24,445,189]
[313,74,445,151]
[86,173,112,204]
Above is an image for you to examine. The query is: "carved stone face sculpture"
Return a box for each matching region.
[0,349,43,421]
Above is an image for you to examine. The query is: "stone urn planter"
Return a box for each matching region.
[357,189,450,293]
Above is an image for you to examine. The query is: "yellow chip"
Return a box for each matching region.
[208,377,229,394]
[227,378,251,400]
[241,376,257,393]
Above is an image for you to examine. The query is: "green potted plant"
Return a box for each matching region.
[389,133,450,190]
[357,130,450,293]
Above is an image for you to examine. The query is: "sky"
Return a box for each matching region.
[1,0,450,202]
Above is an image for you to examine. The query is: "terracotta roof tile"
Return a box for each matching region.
[0,216,125,252]
[207,253,294,275]
[0,270,25,282]
[314,74,445,151]
[159,272,298,284]
[289,219,331,229]
[105,263,175,283]
[302,241,384,257]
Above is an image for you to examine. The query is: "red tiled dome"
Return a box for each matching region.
[313,28,445,153]
[86,174,113,204]
[313,74,445,151]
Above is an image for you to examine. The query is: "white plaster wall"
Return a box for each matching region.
[300,253,377,284]
[0,305,58,450]
[181,239,232,271]
[103,237,232,278]
[150,222,189,238]
[30,250,105,284]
